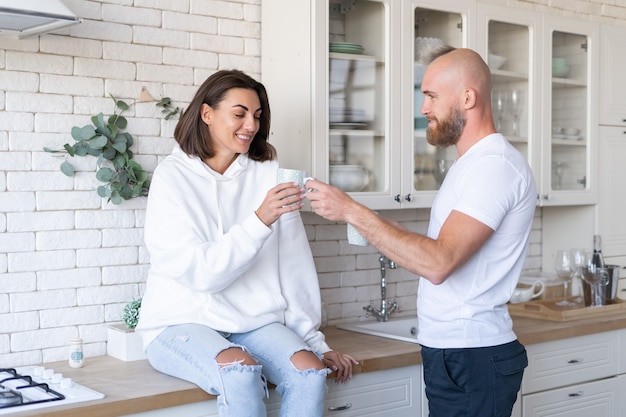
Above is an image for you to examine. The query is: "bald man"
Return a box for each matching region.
[306,48,536,416]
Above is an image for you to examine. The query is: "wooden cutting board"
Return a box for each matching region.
[508,297,626,321]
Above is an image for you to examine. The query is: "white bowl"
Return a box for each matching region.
[488,53,506,70]
[329,165,370,192]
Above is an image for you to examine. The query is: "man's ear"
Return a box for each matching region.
[463,88,477,109]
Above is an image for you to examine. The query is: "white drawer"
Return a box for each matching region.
[522,331,619,394]
[323,365,421,416]
[266,365,421,417]
[522,376,623,417]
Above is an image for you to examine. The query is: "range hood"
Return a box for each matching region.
[0,0,81,39]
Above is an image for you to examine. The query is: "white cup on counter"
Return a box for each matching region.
[509,280,545,304]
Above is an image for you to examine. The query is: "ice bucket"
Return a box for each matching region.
[582,265,620,307]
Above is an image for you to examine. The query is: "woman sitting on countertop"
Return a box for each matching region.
[135,69,357,417]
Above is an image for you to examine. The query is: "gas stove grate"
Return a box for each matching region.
[0,368,65,410]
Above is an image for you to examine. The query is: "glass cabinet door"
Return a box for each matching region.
[477,4,538,196]
[327,1,387,194]
[540,14,598,206]
[412,5,466,193]
[549,30,589,194]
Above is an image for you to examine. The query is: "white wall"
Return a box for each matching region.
[0,0,623,367]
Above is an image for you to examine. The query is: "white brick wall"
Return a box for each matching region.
[0,0,623,367]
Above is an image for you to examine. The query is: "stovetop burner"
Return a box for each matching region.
[0,366,104,415]
[0,387,23,407]
[0,368,65,410]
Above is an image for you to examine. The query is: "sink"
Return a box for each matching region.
[336,317,419,344]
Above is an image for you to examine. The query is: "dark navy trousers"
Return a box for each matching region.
[421,340,527,417]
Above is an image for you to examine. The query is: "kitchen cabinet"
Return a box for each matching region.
[597,126,626,258]
[596,24,626,260]
[538,15,598,206]
[520,330,622,416]
[522,376,625,416]
[263,1,599,210]
[476,4,537,174]
[262,0,472,209]
[477,4,598,206]
[598,24,626,127]
[121,365,422,417]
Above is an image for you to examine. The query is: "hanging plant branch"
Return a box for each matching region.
[45,95,153,205]
[155,97,183,120]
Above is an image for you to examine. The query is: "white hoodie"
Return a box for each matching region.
[136,145,330,354]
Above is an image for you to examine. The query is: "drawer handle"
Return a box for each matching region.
[328,402,352,411]
[568,391,584,397]
[567,358,583,364]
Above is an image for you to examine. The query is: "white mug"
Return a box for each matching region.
[277,168,308,187]
[510,280,545,304]
[347,223,368,246]
[276,168,311,207]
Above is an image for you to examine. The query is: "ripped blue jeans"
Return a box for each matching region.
[145,322,330,417]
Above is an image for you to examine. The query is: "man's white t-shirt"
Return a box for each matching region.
[417,133,537,349]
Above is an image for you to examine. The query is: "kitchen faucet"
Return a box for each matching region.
[363,254,401,322]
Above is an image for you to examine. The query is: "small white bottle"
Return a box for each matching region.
[69,338,84,368]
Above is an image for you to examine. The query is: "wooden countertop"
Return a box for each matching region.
[11,312,626,417]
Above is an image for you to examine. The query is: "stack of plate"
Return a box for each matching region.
[329,42,365,55]
[329,107,369,124]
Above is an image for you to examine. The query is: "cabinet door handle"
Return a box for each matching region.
[568,391,584,397]
[404,193,412,202]
[394,194,401,203]
[567,358,583,364]
[328,402,352,411]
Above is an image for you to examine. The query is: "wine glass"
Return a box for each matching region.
[552,161,567,190]
[509,89,523,136]
[554,249,575,306]
[491,90,508,132]
[570,248,588,303]
[433,159,454,186]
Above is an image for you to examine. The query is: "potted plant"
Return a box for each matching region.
[107,298,147,361]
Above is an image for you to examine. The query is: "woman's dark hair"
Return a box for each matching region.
[174,69,276,162]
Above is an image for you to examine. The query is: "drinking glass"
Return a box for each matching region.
[554,249,575,306]
[570,248,588,303]
[492,90,508,132]
[552,161,567,190]
[509,89,523,136]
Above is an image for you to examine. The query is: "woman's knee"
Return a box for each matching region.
[291,350,325,371]
[216,347,258,367]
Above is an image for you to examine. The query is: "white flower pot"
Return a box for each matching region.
[107,323,147,361]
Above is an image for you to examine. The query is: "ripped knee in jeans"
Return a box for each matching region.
[290,349,325,371]
[216,346,258,368]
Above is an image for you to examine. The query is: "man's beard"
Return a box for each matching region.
[426,106,466,147]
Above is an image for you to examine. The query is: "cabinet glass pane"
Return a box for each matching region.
[329,1,385,193]
[551,31,588,192]
[413,7,463,191]
[488,21,530,162]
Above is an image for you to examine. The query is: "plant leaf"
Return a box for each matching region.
[113,141,126,153]
[74,143,89,156]
[116,99,130,111]
[91,113,106,129]
[89,134,108,149]
[113,154,126,168]
[110,190,123,205]
[102,146,117,160]
[97,185,110,197]
[63,143,76,156]
[96,167,116,182]
[60,161,75,176]
[72,125,96,141]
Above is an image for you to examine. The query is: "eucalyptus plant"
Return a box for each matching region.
[45,95,153,204]
[122,298,142,329]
